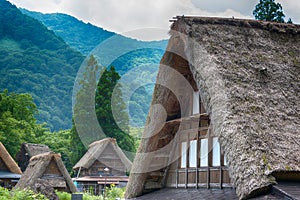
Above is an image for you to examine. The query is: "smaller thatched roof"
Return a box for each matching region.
[0,142,22,175]
[16,143,51,172]
[73,138,132,171]
[15,152,77,193]
[21,143,51,158]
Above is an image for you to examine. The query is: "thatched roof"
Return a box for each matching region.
[20,143,51,158]
[73,138,132,171]
[0,142,22,175]
[126,17,300,199]
[16,143,51,172]
[15,152,77,193]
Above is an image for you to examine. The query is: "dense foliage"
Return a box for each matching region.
[56,191,103,200]
[253,0,291,23]
[110,48,161,127]
[69,119,86,170]
[0,89,82,172]
[104,184,125,200]
[0,90,48,157]
[0,187,47,200]
[0,0,83,131]
[72,56,135,156]
[20,9,167,127]
[38,129,74,171]
[56,185,125,200]
[20,9,115,56]
[71,56,136,166]
[95,65,135,154]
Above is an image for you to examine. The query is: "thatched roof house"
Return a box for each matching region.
[16,143,51,172]
[15,152,77,194]
[0,142,22,188]
[74,138,132,174]
[73,138,132,195]
[125,16,300,199]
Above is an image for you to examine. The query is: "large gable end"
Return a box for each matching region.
[126,17,300,199]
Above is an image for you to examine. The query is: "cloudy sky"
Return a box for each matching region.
[8,0,300,40]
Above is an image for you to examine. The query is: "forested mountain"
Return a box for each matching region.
[21,9,168,127]
[0,0,84,130]
[20,9,115,56]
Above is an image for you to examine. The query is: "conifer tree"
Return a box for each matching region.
[253,0,285,23]
[95,66,135,155]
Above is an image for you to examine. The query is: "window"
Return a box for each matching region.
[192,91,200,114]
[181,142,187,168]
[212,137,221,166]
[200,138,208,167]
[189,140,197,167]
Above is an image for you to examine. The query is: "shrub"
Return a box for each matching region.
[56,191,71,200]
[0,187,48,200]
[105,184,125,200]
[56,191,103,200]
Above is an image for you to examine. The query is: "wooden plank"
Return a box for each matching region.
[273,182,300,199]
[220,167,223,189]
[206,129,210,189]
[185,132,189,188]
[176,131,181,188]
[196,126,199,188]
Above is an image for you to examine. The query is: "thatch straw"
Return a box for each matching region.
[0,142,22,174]
[15,152,77,193]
[16,143,51,172]
[126,17,300,199]
[73,138,132,171]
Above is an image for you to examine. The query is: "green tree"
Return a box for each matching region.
[72,55,135,162]
[0,89,47,157]
[287,18,293,24]
[69,118,86,169]
[38,130,73,172]
[253,0,285,23]
[72,55,100,149]
[95,66,135,155]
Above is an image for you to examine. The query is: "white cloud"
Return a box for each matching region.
[277,0,300,22]
[7,0,300,40]
[9,0,63,13]
[57,0,250,40]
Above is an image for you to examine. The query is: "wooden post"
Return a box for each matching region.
[176,131,181,188]
[219,144,222,189]
[176,158,179,188]
[185,131,189,188]
[196,119,200,188]
[207,127,211,189]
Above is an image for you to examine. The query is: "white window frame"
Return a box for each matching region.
[212,137,221,166]
[192,91,200,114]
[181,142,187,168]
[189,140,197,168]
[200,138,208,167]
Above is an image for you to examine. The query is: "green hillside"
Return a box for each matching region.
[0,0,84,130]
[21,9,168,127]
[20,9,115,55]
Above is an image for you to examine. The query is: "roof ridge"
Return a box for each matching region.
[171,16,300,34]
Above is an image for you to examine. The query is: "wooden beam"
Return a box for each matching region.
[196,128,199,189]
[185,132,189,188]
[207,127,212,189]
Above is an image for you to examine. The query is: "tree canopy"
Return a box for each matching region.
[0,90,47,156]
[0,0,83,131]
[95,65,136,156]
[72,55,136,164]
[253,0,287,23]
